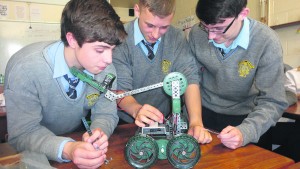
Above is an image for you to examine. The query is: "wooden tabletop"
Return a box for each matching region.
[283,100,300,120]
[0,85,7,143]
[283,162,300,169]
[50,123,294,169]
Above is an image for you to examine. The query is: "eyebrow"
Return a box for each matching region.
[93,45,114,49]
[145,21,170,28]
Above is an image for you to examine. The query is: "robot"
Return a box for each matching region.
[70,67,201,169]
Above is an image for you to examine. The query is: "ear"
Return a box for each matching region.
[238,7,250,20]
[134,4,140,17]
[65,32,78,48]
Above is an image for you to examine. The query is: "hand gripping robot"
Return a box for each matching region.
[70,67,201,169]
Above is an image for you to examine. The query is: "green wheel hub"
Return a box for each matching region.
[167,134,201,169]
[163,72,187,96]
[125,135,158,168]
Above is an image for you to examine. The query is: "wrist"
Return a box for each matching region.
[189,119,203,128]
[133,105,142,119]
[62,141,74,160]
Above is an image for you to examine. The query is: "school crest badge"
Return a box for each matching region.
[238,60,255,78]
[86,93,100,107]
[161,59,171,74]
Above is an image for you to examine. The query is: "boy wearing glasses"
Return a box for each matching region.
[188,0,288,149]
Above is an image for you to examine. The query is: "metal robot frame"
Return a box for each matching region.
[71,67,200,169]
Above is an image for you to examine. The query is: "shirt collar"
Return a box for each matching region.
[233,17,249,50]
[209,17,250,51]
[47,41,70,79]
[48,41,94,79]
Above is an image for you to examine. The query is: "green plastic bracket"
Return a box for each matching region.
[156,139,169,160]
[70,66,115,93]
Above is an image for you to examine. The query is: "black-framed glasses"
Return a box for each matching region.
[199,17,236,34]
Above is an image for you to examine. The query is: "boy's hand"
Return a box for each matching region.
[63,141,106,169]
[217,126,243,149]
[188,125,212,144]
[82,128,108,151]
[134,104,164,127]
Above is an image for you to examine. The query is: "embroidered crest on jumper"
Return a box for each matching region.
[162,59,171,74]
[86,93,100,106]
[238,60,255,77]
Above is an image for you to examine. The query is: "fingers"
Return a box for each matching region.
[73,130,109,168]
[73,147,107,169]
[218,126,243,149]
[82,128,108,151]
[222,140,241,149]
[82,129,100,144]
[135,104,164,127]
[188,126,212,144]
[92,130,108,151]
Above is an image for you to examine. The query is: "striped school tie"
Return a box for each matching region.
[64,74,80,99]
[142,40,156,60]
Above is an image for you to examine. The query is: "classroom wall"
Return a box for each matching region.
[0,0,136,75]
[0,0,299,75]
[275,24,300,68]
[0,0,66,74]
[172,0,300,68]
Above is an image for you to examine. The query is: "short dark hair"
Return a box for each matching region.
[196,0,247,25]
[61,0,127,47]
[139,0,176,18]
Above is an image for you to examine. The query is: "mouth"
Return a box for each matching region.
[213,38,223,44]
[148,37,157,43]
[97,66,106,71]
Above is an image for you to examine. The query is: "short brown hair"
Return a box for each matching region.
[61,0,127,47]
[139,0,176,18]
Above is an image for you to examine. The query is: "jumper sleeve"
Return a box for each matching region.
[112,41,133,91]
[5,66,74,162]
[236,32,288,145]
[90,65,119,138]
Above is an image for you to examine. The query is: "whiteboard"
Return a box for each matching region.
[0,21,60,74]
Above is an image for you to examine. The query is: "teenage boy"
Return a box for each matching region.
[4,0,126,168]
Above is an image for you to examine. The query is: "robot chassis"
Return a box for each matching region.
[71,67,201,169]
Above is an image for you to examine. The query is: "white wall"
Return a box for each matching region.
[172,0,300,68]
[10,0,69,5]
[0,0,299,75]
[275,24,300,67]
[114,7,135,23]
[0,0,65,74]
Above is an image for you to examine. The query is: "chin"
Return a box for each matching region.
[96,70,103,74]
[213,39,221,43]
[95,68,104,74]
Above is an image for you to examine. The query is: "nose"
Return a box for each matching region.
[208,32,217,40]
[151,27,160,39]
[104,51,113,65]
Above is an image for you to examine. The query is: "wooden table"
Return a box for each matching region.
[0,107,7,143]
[0,143,20,166]
[50,123,294,169]
[283,162,300,169]
[283,100,300,121]
[0,85,7,143]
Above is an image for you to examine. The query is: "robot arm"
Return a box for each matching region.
[70,67,169,101]
[70,66,115,93]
